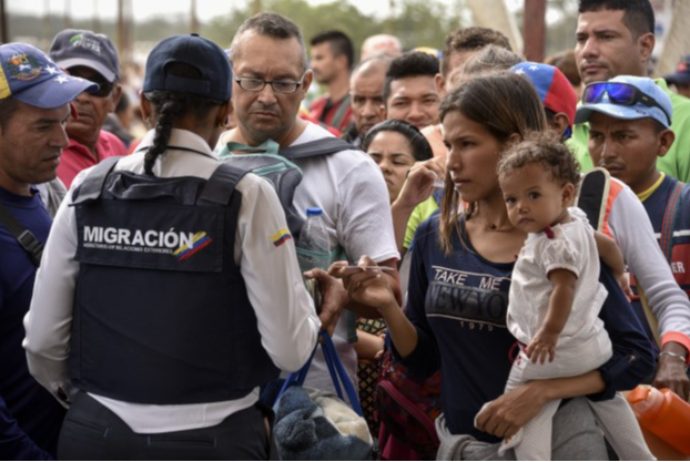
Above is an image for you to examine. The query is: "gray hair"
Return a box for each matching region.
[229,12,308,72]
[447,45,523,90]
[463,45,523,76]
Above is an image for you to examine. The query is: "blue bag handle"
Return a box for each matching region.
[274,331,363,416]
[321,332,364,416]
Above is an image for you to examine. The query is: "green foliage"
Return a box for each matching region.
[203,0,464,59]
[3,0,582,64]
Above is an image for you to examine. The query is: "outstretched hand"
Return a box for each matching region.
[331,256,398,314]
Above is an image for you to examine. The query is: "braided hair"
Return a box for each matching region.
[142,62,224,176]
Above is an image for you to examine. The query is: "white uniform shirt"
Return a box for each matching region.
[23,129,321,433]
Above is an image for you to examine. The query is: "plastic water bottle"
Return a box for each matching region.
[627,385,690,455]
[297,207,331,273]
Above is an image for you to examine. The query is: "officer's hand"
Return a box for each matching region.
[303,267,348,336]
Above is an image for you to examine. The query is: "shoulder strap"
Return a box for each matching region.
[638,178,685,348]
[329,94,351,130]
[660,179,685,263]
[274,332,364,416]
[197,163,249,206]
[279,138,355,161]
[71,156,123,205]
[577,167,610,232]
[0,201,44,267]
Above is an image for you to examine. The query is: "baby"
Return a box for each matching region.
[492,135,653,460]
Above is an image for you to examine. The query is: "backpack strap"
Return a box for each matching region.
[197,163,249,206]
[577,167,610,232]
[638,178,686,348]
[0,202,44,267]
[275,332,364,416]
[659,179,685,263]
[328,94,352,131]
[71,156,123,205]
[279,138,355,161]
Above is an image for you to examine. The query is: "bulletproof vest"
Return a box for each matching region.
[69,157,279,405]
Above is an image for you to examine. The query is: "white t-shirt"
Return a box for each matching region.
[507,208,611,378]
[216,122,399,393]
[288,122,399,394]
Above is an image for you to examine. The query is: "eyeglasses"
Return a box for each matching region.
[234,76,304,94]
[582,81,672,125]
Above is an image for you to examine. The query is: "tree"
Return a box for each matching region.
[203,0,464,58]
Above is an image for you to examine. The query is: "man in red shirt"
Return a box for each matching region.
[309,30,354,133]
[49,29,127,188]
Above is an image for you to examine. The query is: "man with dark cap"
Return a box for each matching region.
[665,55,690,99]
[49,29,127,188]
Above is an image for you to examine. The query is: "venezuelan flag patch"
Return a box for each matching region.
[271,228,292,248]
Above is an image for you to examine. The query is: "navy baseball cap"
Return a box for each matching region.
[575,75,673,129]
[664,55,690,86]
[49,29,121,83]
[143,34,232,102]
[0,43,98,109]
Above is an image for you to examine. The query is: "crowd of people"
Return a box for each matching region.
[1,0,690,459]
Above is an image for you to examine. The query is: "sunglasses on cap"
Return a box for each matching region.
[582,81,671,126]
[88,80,115,98]
[66,68,115,98]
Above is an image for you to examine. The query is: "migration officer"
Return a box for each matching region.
[24,33,322,460]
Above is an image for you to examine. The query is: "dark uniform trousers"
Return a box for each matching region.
[58,391,275,460]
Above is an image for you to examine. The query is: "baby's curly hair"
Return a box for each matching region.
[497,132,581,187]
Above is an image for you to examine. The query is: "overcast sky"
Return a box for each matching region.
[6,0,523,22]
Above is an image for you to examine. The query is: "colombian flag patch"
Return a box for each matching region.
[271,228,292,248]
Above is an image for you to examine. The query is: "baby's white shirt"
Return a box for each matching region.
[507,207,609,350]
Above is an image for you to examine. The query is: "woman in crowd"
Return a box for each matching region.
[364,120,434,204]
[338,72,654,459]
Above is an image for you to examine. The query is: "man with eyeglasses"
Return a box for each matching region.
[570,0,690,184]
[574,76,690,401]
[49,29,127,188]
[220,12,399,399]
